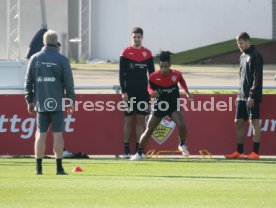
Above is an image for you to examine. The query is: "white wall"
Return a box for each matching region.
[90,0,129,61]
[21,0,68,57]
[90,0,273,60]
[0,0,273,61]
[0,61,27,94]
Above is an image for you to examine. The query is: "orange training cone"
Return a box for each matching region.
[72,166,83,172]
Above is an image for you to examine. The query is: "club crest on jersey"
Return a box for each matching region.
[142,51,147,57]
[171,76,177,82]
[146,116,176,145]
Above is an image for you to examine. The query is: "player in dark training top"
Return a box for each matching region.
[119,27,155,158]
[131,51,193,160]
[225,32,263,160]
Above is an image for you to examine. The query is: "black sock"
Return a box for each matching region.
[237,144,244,154]
[56,159,63,171]
[253,142,260,154]
[36,158,42,172]
[124,143,130,154]
[135,142,140,153]
[137,147,144,156]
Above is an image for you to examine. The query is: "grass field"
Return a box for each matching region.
[171,38,276,64]
[71,38,275,65]
[0,158,276,208]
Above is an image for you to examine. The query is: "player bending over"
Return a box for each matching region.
[131,51,193,161]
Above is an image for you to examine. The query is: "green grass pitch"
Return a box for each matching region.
[0,158,276,208]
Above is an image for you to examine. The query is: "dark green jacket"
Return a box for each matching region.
[25,46,75,112]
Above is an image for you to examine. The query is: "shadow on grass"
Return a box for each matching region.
[0,158,275,167]
[148,158,276,165]
[4,174,274,181]
[34,174,275,182]
[136,175,273,180]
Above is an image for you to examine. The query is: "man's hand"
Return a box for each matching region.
[246,97,254,108]
[66,105,75,115]
[122,93,129,102]
[27,103,35,115]
[186,93,194,101]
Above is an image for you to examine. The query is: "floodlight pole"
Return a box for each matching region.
[17,0,21,60]
[78,0,82,63]
[40,0,47,28]
[88,0,92,60]
[7,0,21,60]
[6,0,10,60]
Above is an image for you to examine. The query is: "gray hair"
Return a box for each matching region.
[43,30,58,46]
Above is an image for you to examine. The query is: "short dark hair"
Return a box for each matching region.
[159,51,173,63]
[131,27,143,36]
[236,32,250,41]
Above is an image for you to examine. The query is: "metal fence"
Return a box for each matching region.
[0,85,276,94]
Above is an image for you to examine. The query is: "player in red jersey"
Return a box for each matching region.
[119,27,155,158]
[131,51,193,160]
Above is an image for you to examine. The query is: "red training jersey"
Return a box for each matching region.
[119,46,155,94]
[148,69,189,101]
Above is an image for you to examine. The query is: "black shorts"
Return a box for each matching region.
[124,93,150,116]
[235,100,260,120]
[37,111,64,132]
[152,100,178,118]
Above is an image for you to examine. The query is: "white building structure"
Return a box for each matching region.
[0,0,275,61]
